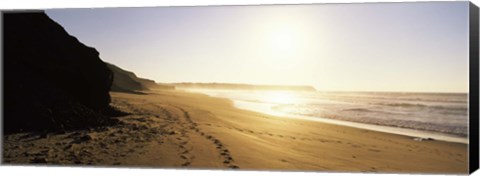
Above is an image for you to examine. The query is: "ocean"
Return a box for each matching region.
[183,89,469,143]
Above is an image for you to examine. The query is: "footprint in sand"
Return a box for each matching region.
[181,161,191,167]
[221,149,229,154]
[368,149,380,152]
[229,165,239,169]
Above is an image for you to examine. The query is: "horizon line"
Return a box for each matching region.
[156,81,469,94]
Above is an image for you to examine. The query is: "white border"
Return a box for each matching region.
[0,0,478,176]
[0,0,469,9]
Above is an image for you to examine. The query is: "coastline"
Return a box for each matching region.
[187,89,469,144]
[232,99,468,144]
[3,89,468,173]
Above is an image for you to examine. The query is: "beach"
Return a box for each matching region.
[3,89,468,173]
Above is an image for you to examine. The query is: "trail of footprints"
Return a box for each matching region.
[174,106,239,169]
[105,101,240,168]
[153,104,239,169]
[155,106,193,167]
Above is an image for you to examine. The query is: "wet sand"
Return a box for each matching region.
[3,89,468,173]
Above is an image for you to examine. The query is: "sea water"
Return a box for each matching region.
[183,89,469,143]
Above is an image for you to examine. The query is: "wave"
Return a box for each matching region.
[374,102,467,112]
[342,108,374,112]
[272,103,468,136]
[280,109,468,136]
[321,92,468,104]
[376,102,427,107]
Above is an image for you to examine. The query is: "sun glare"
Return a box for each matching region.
[261,24,305,70]
[262,91,298,105]
[271,29,295,51]
[269,27,298,57]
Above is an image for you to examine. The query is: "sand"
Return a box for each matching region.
[3,89,468,174]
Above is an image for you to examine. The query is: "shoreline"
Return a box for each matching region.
[184,89,468,144]
[233,100,468,144]
[3,89,468,173]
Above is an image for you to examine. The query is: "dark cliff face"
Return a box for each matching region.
[106,63,174,93]
[3,11,116,134]
[106,63,149,92]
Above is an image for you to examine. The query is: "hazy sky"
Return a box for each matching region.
[46,2,469,93]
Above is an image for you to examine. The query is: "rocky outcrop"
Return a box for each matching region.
[106,63,174,93]
[3,11,117,134]
[106,63,148,92]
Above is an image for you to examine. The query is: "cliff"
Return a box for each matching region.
[106,63,174,93]
[3,11,117,134]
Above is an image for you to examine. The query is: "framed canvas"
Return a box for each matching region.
[1,1,479,175]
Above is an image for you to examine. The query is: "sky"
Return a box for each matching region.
[46,2,470,93]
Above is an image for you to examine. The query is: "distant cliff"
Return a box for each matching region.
[3,11,117,133]
[172,83,317,91]
[106,63,174,93]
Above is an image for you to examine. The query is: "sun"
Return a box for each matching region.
[258,18,310,70]
[269,27,298,57]
[271,28,295,51]
[262,25,304,70]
